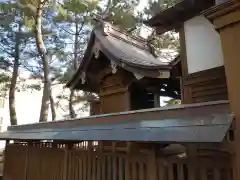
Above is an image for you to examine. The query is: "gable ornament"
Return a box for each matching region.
[134,73,144,80]
[111,61,117,74]
[94,48,100,59]
[81,72,86,84]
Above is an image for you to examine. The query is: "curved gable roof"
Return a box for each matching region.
[66,21,180,90]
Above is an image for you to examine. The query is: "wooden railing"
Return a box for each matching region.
[2,141,233,180]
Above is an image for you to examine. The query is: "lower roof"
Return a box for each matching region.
[0,101,232,143]
[145,0,215,34]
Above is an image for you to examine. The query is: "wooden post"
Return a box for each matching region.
[24,143,30,180]
[204,1,240,180]
[148,148,158,180]
[187,145,198,180]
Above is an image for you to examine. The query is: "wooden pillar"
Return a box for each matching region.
[204,1,240,180]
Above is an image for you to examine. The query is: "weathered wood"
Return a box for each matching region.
[118,156,124,180]
[182,66,228,104]
[2,141,234,180]
[204,1,240,180]
[107,156,112,180]
[148,149,158,180]
[139,162,144,180]
[99,71,131,114]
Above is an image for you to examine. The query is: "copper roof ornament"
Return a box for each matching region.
[80,72,86,84]
[110,61,117,74]
[94,47,100,59]
[134,72,144,80]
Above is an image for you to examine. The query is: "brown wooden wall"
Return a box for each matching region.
[99,71,131,114]
[3,142,233,180]
[182,66,228,104]
[90,101,101,115]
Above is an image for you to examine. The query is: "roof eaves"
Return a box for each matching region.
[66,32,96,89]
[144,0,215,34]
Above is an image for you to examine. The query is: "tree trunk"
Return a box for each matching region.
[8,31,20,126]
[35,0,51,122]
[69,90,76,118]
[68,18,80,118]
[73,19,79,70]
[49,89,56,121]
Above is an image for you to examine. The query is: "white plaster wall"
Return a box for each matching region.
[184,16,224,74]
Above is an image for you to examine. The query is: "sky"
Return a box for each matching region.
[137,0,150,11]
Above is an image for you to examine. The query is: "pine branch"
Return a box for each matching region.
[0,45,13,56]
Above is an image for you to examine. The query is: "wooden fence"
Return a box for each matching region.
[2,141,233,180]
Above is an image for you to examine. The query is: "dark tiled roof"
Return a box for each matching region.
[94,22,174,69]
[95,30,168,68]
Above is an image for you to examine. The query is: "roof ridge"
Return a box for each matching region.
[102,22,151,52]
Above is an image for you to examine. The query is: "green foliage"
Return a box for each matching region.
[144,0,180,18]
[62,0,88,13]
[0,72,10,96]
[21,83,42,91]
[0,73,10,84]
[164,99,181,106]
[144,0,180,60]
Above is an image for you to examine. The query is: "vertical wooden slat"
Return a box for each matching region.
[97,155,101,180]
[68,150,72,180]
[83,152,87,180]
[59,149,64,180]
[214,169,221,180]
[46,148,52,180]
[53,149,58,180]
[23,145,29,180]
[73,150,76,180]
[43,148,48,180]
[201,168,208,180]
[107,156,112,180]
[158,158,166,180]
[139,162,144,180]
[126,142,131,180]
[42,148,47,180]
[119,156,124,180]
[148,149,158,180]
[102,155,106,180]
[51,148,55,180]
[168,164,174,180]
[38,146,43,180]
[60,149,65,180]
[188,146,197,180]
[79,151,83,180]
[132,161,137,180]
[74,151,78,180]
[88,142,93,180]
[113,155,117,180]
[63,147,68,180]
[178,164,184,180]
[92,152,96,180]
